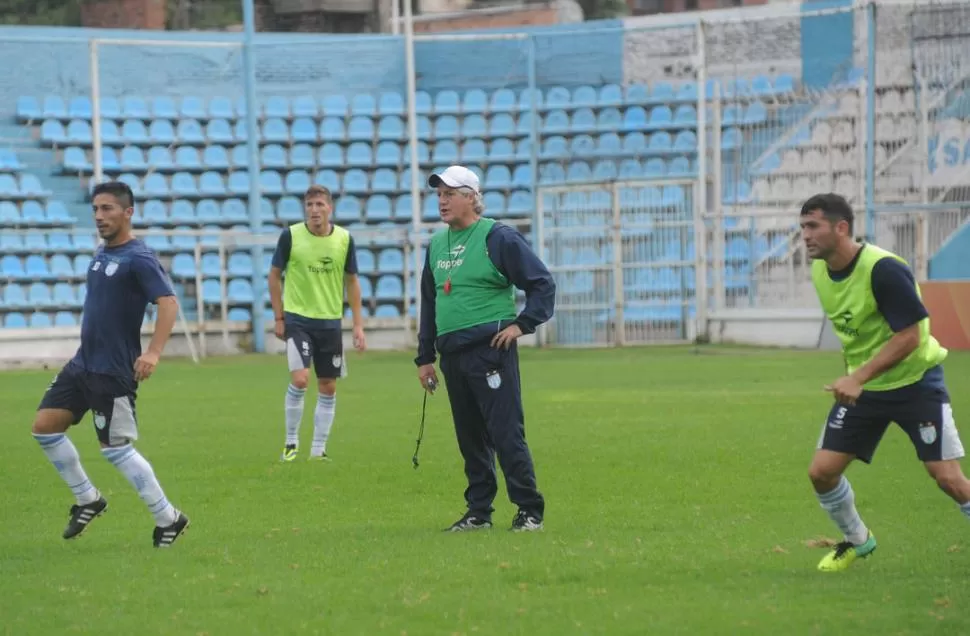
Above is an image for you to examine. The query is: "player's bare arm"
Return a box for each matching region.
[345,272,366,351]
[268,265,285,341]
[135,294,177,382]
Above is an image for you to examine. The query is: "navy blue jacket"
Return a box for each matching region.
[415,221,556,365]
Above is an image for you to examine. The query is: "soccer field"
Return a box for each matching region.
[1,345,968,635]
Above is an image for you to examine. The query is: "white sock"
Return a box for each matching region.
[816,476,869,545]
[960,501,970,520]
[33,433,100,505]
[102,445,179,527]
[285,384,306,446]
[311,393,336,456]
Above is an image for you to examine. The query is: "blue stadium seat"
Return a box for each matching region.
[507,190,531,216]
[202,145,229,170]
[63,147,89,172]
[390,195,410,221]
[572,85,598,108]
[643,157,664,177]
[371,169,397,194]
[3,283,27,307]
[177,119,205,144]
[289,144,314,169]
[649,132,672,153]
[743,101,768,125]
[174,146,201,170]
[676,82,697,102]
[342,169,368,194]
[221,199,247,223]
[228,278,254,303]
[29,282,52,306]
[570,134,596,158]
[170,253,195,278]
[192,199,217,223]
[121,97,149,119]
[379,92,404,116]
[152,96,178,119]
[375,141,400,167]
[647,106,673,129]
[146,146,173,171]
[102,121,125,144]
[289,117,316,143]
[228,252,254,278]
[415,116,432,140]
[48,231,72,251]
[205,119,233,144]
[227,307,252,322]
[0,148,23,171]
[511,164,532,189]
[30,311,54,328]
[673,105,696,126]
[377,249,403,273]
[21,200,45,224]
[461,115,487,139]
[463,89,488,113]
[41,120,66,144]
[0,232,22,250]
[774,74,795,94]
[261,144,287,169]
[378,116,405,141]
[141,200,168,225]
[54,311,77,327]
[264,96,289,119]
[375,275,403,300]
[565,161,592,183]
[347,117,374,142]
[260,170,283,196]
[336,195,362,221]
[422,196,439,221]
[673,130,697,152]
[366,195,392,222]
[0,201,19,224]
[489,89,515,113]
[433,115,458,139]
[20,174,50,197]
[73,231,97,251]
[592,160,617,181]
[66,120,92,144]
[461,139,487,163]
[73,254,92,276]
[17,96,41,121]
[433,140,459,164]
[46,202,74,225]
[346,142,373,167]
[149,120,175,144]
[484,191,506,217]
[292,95,318,118]
[434,90,460,115]
[488,138,515,162]
[413,91,432,115]
[540,136,568,160]
[322,95,348,117]
[599,84,623,106]
[314,169,339,191]
[485,165,512,189]
[118,146,145,171]
[318,143,343,168]
[3,312,27,328]
[25,254,49,278]
[201,279,221,304]
[171,173,198,197]
[356,249,375,273]
[351,94,377,116]
[228,171,250,195]
[571,108,597,133]
[544,86,570,110]
[544,110,569,134]
[278,196,302,222]
[199,171,227,197]
[285,170,311,194]
[263,118,289,143]
[199,252,220,278]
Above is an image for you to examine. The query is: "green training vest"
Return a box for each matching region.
[811,243,947,391]
[283,223,350,320]
[428,217,517,336]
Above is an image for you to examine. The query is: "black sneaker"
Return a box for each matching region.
[63,496,108,540]
[510,509,543,532]
[444,512,492,532]
[153,511,190,548]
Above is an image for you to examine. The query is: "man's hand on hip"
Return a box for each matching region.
[491,323,523,350]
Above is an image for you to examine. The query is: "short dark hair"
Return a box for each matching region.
[304,185,333,203]
[800,193,854,234]
[92,181,134,209]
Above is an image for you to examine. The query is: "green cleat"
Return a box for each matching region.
[280,444,298,462]
[817,533,877,572]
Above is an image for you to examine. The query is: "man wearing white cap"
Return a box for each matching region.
[414,165,556,533]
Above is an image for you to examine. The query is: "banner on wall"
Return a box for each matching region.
[922,281,970,350]
[928,118,970,187]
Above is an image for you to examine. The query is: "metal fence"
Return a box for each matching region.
[3,0,970,352]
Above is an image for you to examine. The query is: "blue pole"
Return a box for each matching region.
[864,1,876,242]
[242,0,265,353]
[527,36,539,245]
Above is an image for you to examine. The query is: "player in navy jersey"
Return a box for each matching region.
[31,181,190,548]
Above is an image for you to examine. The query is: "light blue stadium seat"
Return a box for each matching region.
[118,146,145,171]
[149,120,175,144]
[3,283,27,307]
[285,170,311,194]
[314,169,339,191]
[146,146,173,171]
[206,118,233,144]
[48,231,72,251]
[409,91,429,115]
[356,249,375,273]
[278,196,301,222]
[487,88,514,113]
[377,249,403,273]
[21,200,45,223]
[722,105,739,126]
[170,253,195,278]
[25,254,49,277]
[288,144,313,169]
[544,110,569,134]
[641,157,664,177]
[228,278,255,303]
[17,96,41,121]
[63,147,89,171]
[375,275,403,300]
[571,134,596,158]
[434,115,459,139]
[0,201,19,224]
[46,202,73,226]
[233,119,249,143]
[264,96,289,119]
[342,169,368,194]
[20,174,50,197]
[673,105,696,126]
[54,311,77,327]
[597,83,622,107]
[203,96,230,119]
[73,254,92,275]
[565,161,591,183]
[227,307,252,322]
[433,90,460,115]
[322,95,348,117]
[422,196,438,221]
[1,232,23,250]
[371,169,397,194]
[228,171,250,195]
[379,92,404,116]
[721,127,743,150]
[541,163,566,184]
[201,145,228,170]
[622,107,647,132]
[488,138,515,162]
[292,95,318,118]
[399,167,425,191]
[66,120,92,144]
[141,200,168,225]
[199,171,227,196]
[177,119,205,144]
[29,282,52,306]
[260,170,283,196]
[351,94,377,116]
[100,122,122,144]
[393,195,412,221]
[673,130,697,152]
[592,160,617,181]
[647,106,673,129]
[366,195,392,222]
[462,115,487,139]
[346,142,373,167]
[198,252,219,278]
[3,312,27,328]
[263,118,289,143]
[648,132,672,153]
[347,116,374,142]
[171,172,198,197]
[0,148,22,171]
[433,140,459,164]
[174,146,201,170]
[461,139,487,163]
[485,165,512,189]
[201,279,221,304]
[375,117,404,145]
[540,136,568,160]
[30,311,54,328]
[318,142,343,168]
[221,199,247,223]
[73,230,97,250]
[151,96,177,119]
[572,108,597,134]
[290,117,317,143]
[668,156,691,176]
[375,141,400,167]
[743,101,768,125]
[336,195,362,221]
[511,164,532,189]
[121,96,149,119]
[463,89,488,113]
[406,141,430,164]
[544,86,570,110]
[415,116,432,139]
[774,74,795,94]
[41,120,66,144]
[484,191,506,217]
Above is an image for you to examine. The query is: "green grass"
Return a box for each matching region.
[1,345,969,635]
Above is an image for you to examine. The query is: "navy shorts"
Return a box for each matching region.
[818,383,963,464]
[285,324,346,379]
[38,362,139,446]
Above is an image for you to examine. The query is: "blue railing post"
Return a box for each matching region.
[864,0,877,241]
[242,0,265,352]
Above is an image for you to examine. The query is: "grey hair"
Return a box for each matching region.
[459,189,485,215]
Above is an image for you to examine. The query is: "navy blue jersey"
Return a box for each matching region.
[827,244,947,399]
[416,221,556,364]
[271,224,359,331]
[71,238,174,381]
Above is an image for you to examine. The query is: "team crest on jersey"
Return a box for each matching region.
[332,355,342,368]
[919,422,937,444]
[486,370,502,390]
[93,412,107,430]
[104,261,119,277]
[91,261,101,271]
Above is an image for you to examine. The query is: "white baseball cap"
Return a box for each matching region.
[428,165,480,193]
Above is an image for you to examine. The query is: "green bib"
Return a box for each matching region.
[811,244,947,391]
[283,223,349,320]
[429,217,517,336]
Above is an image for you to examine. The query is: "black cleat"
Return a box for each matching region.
[153,511,190,548]
[510,509,543,532]
[63,496,108,540]
[444,512,492,532]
